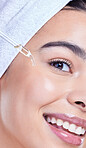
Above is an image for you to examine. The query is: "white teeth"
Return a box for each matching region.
[63,121,70,130]
[46,116,86,136]
[57,119,63,126]
[47,117,51,123]
[51,117,56,124]
[75,127,82,135]
[69,124,76,133]
[82,128,85,135]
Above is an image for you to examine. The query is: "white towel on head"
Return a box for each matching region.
[0,0,71,78]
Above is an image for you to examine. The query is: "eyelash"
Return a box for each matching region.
[48,58,72,73]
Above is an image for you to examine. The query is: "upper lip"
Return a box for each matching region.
[43,113,86,129]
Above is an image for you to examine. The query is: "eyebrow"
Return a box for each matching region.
[41,41,86,60]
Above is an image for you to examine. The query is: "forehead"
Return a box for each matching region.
[27,9,86,51]
[41,9,86,37]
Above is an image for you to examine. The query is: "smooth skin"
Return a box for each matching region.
[0,8,86,148]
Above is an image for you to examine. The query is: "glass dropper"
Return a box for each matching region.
[0,31,35,65]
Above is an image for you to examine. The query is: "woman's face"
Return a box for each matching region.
[1,9,86,148]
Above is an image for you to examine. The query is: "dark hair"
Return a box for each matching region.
[66,0,86,11]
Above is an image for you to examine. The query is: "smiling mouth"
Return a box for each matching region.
[43,113,86,146]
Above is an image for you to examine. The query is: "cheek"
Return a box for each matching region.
[1,66,72,120]
[24,69,71,108]
[25,73,56,106]
[1,66,72,147]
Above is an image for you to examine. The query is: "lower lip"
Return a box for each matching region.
[48,123,83,146]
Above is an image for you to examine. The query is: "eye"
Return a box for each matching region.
[48,59,72,73]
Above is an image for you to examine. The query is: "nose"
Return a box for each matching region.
[67,91,86,112]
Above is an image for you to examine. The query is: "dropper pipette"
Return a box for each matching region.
[0,31,35,65]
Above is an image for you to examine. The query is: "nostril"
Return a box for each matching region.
[75,101,85,108]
